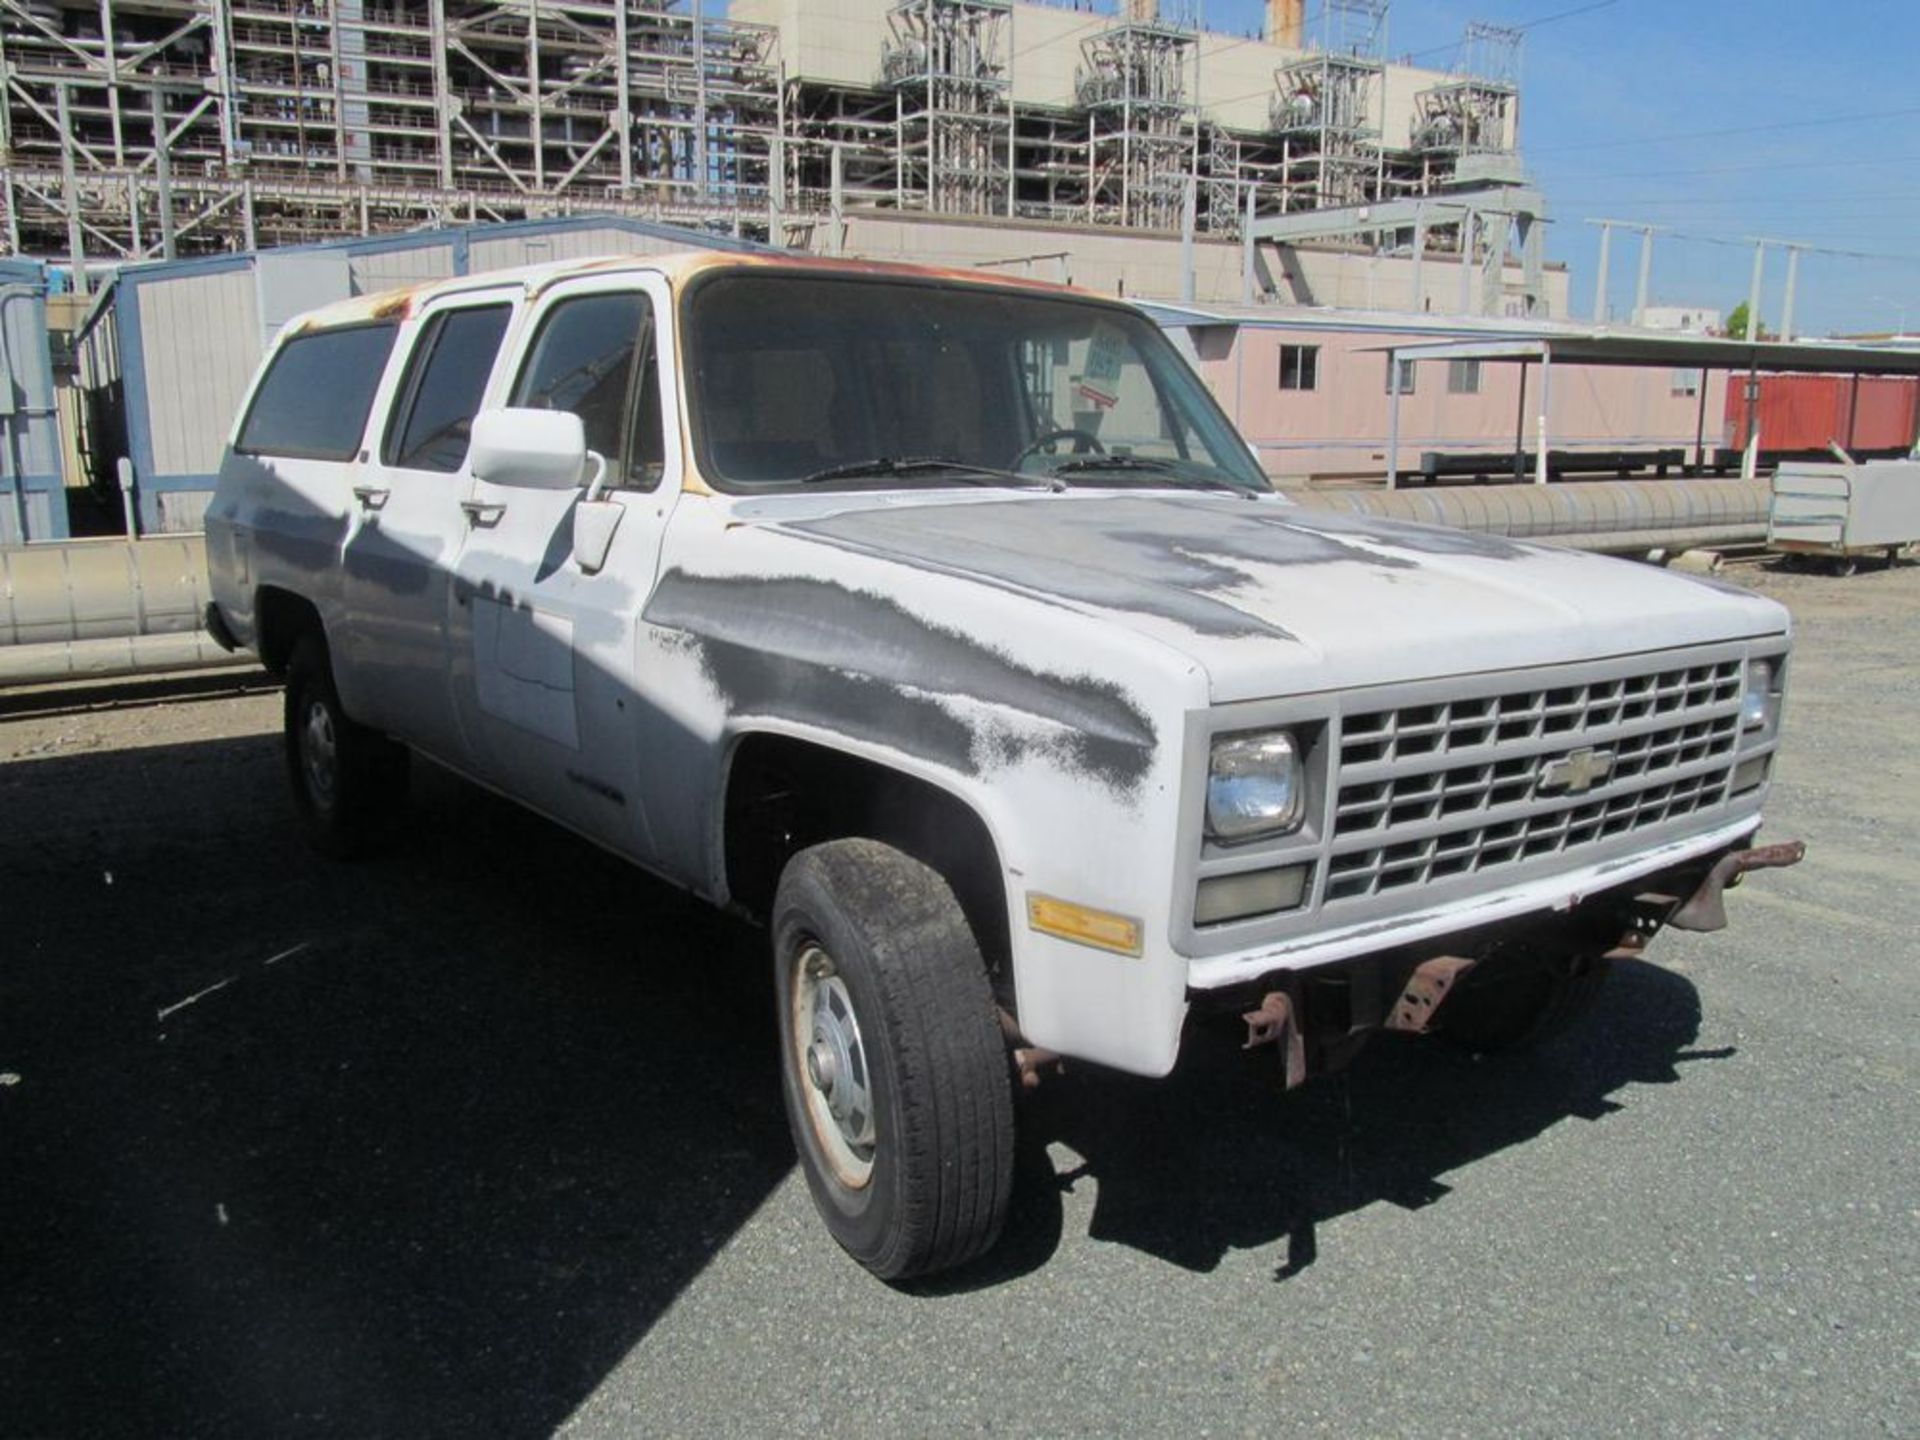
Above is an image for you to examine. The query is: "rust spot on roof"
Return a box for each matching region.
[367,286,418,320]
[283,246,1098,337]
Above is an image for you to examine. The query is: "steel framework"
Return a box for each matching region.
[1413,20,1521,159]
[0,0,782,271]
[880,0,1010,215]
[0,0,1530,282]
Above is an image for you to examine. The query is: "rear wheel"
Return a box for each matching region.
[283,632,409,859]
[1438,946,1613,1054]
[772,839,1014,1280]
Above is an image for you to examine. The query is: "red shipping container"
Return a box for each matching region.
[1724,374,1920,454]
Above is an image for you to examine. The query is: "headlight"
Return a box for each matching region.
[1206,730,1305,841]
[1742,658,1777,732]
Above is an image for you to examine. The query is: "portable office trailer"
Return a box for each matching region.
[0,261,65,543]
[94,217,756,535]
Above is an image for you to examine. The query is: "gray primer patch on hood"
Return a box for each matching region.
[772,495,1533,643]
[644,571,1158,799]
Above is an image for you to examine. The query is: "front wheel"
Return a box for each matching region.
[772,839,1014,1280]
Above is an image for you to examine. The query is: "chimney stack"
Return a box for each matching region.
[1268,0,1304,47]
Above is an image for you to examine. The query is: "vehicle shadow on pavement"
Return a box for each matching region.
[0,730,792,1440]
[966,958,1726,1286]
[1,722,1738,1432]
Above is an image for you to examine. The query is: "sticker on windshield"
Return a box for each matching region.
[1073,322,1128,411]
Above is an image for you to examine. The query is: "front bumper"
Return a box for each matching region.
[1186,814,1765,991]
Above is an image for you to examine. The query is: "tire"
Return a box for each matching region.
[1438,946,1613,1054]
[283,631,409,859]
[772,838,1015,1281]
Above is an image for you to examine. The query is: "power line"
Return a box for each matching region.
[1398,0,1618,64]
[1543,151,1920,184]
[1563,191,1920,208]
[1579,221,1920,267]
[1206,0,1613,116]
[1530,104,1920,155]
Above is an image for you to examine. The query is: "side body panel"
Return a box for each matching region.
[633,495,1209,1076]
[339,287,523,758]
[444,272,684,861]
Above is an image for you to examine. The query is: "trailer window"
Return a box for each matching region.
[237,323,398,461]
[1279,345,1318,392]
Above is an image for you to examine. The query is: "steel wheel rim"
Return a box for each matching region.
[301,699,339,813]
[791,941,876,1189]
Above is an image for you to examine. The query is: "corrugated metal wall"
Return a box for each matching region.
[467,225,685,272]
[349,242,459,296]
[0,263,64,543]
[136,268,263,481]
[104,219,751,536]
[1725,374,1920,455]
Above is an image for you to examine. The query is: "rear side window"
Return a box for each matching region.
[237,324,397,460]
[383,304,513,472]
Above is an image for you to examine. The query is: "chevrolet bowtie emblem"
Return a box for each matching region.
[1538,747,1614,795]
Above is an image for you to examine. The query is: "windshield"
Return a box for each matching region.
[683,274,1270,493]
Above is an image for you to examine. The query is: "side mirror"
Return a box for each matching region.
[470,408,587,490]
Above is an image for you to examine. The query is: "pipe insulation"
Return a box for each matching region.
[1,536,213,647]
[0,477,1775,685]
[1284,476,1773,553]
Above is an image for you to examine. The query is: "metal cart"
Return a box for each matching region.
[1769,460,1920,575]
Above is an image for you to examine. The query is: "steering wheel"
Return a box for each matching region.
[1011,427,1107,468]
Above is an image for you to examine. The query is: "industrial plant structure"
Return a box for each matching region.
[0,0,1541,307]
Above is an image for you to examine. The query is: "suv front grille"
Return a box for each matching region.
[1325,658,1743,904]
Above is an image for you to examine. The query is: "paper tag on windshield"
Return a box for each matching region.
[1074,323,1127,410]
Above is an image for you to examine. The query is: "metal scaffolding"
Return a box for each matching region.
[1268,0,1386,213]
[880,0,1011,216]
[1413,20,1521,160]
[0,0,1534,274]
[1073,9,1193,230]
[0,0,782,266]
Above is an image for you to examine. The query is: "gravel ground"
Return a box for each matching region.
[1,561,1915,1439]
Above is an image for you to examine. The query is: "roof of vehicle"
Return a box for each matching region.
[285,249,1089,336]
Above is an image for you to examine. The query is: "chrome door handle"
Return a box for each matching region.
[352,485,390,510]
[459,499,507,527]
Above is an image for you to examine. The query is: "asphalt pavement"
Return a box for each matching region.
[1,561,1914,1439]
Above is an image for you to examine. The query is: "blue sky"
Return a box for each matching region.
[1199,0,1920,333]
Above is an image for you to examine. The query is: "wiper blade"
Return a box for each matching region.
[798,456,1040,487]
[1046,456,1253,494]
[1046,454,1177,474]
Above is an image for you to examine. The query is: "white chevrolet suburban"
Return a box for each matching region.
[204,251,1802,1280]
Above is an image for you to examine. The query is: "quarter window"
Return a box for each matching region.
[383,304,512,472]
[511,292,661,489]
[1279,344,1319,392]
[237,324,397,460]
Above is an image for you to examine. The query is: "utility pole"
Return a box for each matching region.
[1590,218,1612,323]
[1746,240,1767,341]
[1587,219,1658,325]
[1632,224,1654,325]
[1780,245,1804,343]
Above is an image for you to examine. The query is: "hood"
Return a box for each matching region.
[748,491,1789,703]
